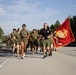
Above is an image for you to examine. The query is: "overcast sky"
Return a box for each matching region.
[0,0,76,35]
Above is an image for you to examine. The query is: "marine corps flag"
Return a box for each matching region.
[53,17,75,48]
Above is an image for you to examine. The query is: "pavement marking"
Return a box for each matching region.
[0,59,9,69]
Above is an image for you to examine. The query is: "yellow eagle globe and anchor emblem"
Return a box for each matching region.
[55,29,68,38]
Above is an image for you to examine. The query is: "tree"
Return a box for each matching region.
[70,16,76,42]
[0,27,4,37]
[50,24,55,32]
[50,20,60,33]
[70,16,76,34]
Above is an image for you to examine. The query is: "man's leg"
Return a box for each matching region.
[12,43,16,54]
[43,46,47,58]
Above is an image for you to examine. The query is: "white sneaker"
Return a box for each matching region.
[32,52,34,55]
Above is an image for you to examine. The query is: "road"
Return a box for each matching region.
[57,47,76,57]
[0,47,76,75]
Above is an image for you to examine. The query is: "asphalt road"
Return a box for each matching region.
[0,47,76,75]
[57,47,76,57]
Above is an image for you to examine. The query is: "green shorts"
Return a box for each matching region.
[16,38,21,45]
[21,38,28,45]
[49,38,53,44]
[16,41,21,45]
[42,38,51,47]
[11,40,16,45]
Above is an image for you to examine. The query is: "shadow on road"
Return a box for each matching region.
[0,48,12,57]
[0,48,43,59]
[25,50,43,59]
[73,50,76,51]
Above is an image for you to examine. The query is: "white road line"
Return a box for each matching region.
[0,59,9,68]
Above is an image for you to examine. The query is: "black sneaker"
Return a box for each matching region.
[40,50,42,52]
[48,53,52,56]
[45,52,47,57]
[55,49,56,51]
[43,55,46,59]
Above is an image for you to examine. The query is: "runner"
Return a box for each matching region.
[20,24,30,59]
[31,29,39,54]
[40,23,52,58]
[15,28,21,58]
[10,29,16,54]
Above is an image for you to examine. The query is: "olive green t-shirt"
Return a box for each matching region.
[20,29,29,39]
[10,32,16,44]
[10,32,16,40]
[15,32,21,41]
[31,33,39,42]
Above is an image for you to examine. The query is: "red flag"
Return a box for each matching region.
[53,17,75,48]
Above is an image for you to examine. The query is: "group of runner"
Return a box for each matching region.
[10,23,54,59]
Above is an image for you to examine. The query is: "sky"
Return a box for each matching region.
[0,0,76,35]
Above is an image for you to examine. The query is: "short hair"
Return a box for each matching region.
[17,28,20,32]
[44,23,47,25]
[22,24,26,27]
[33,29,36,31]
[13,28,16,31]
